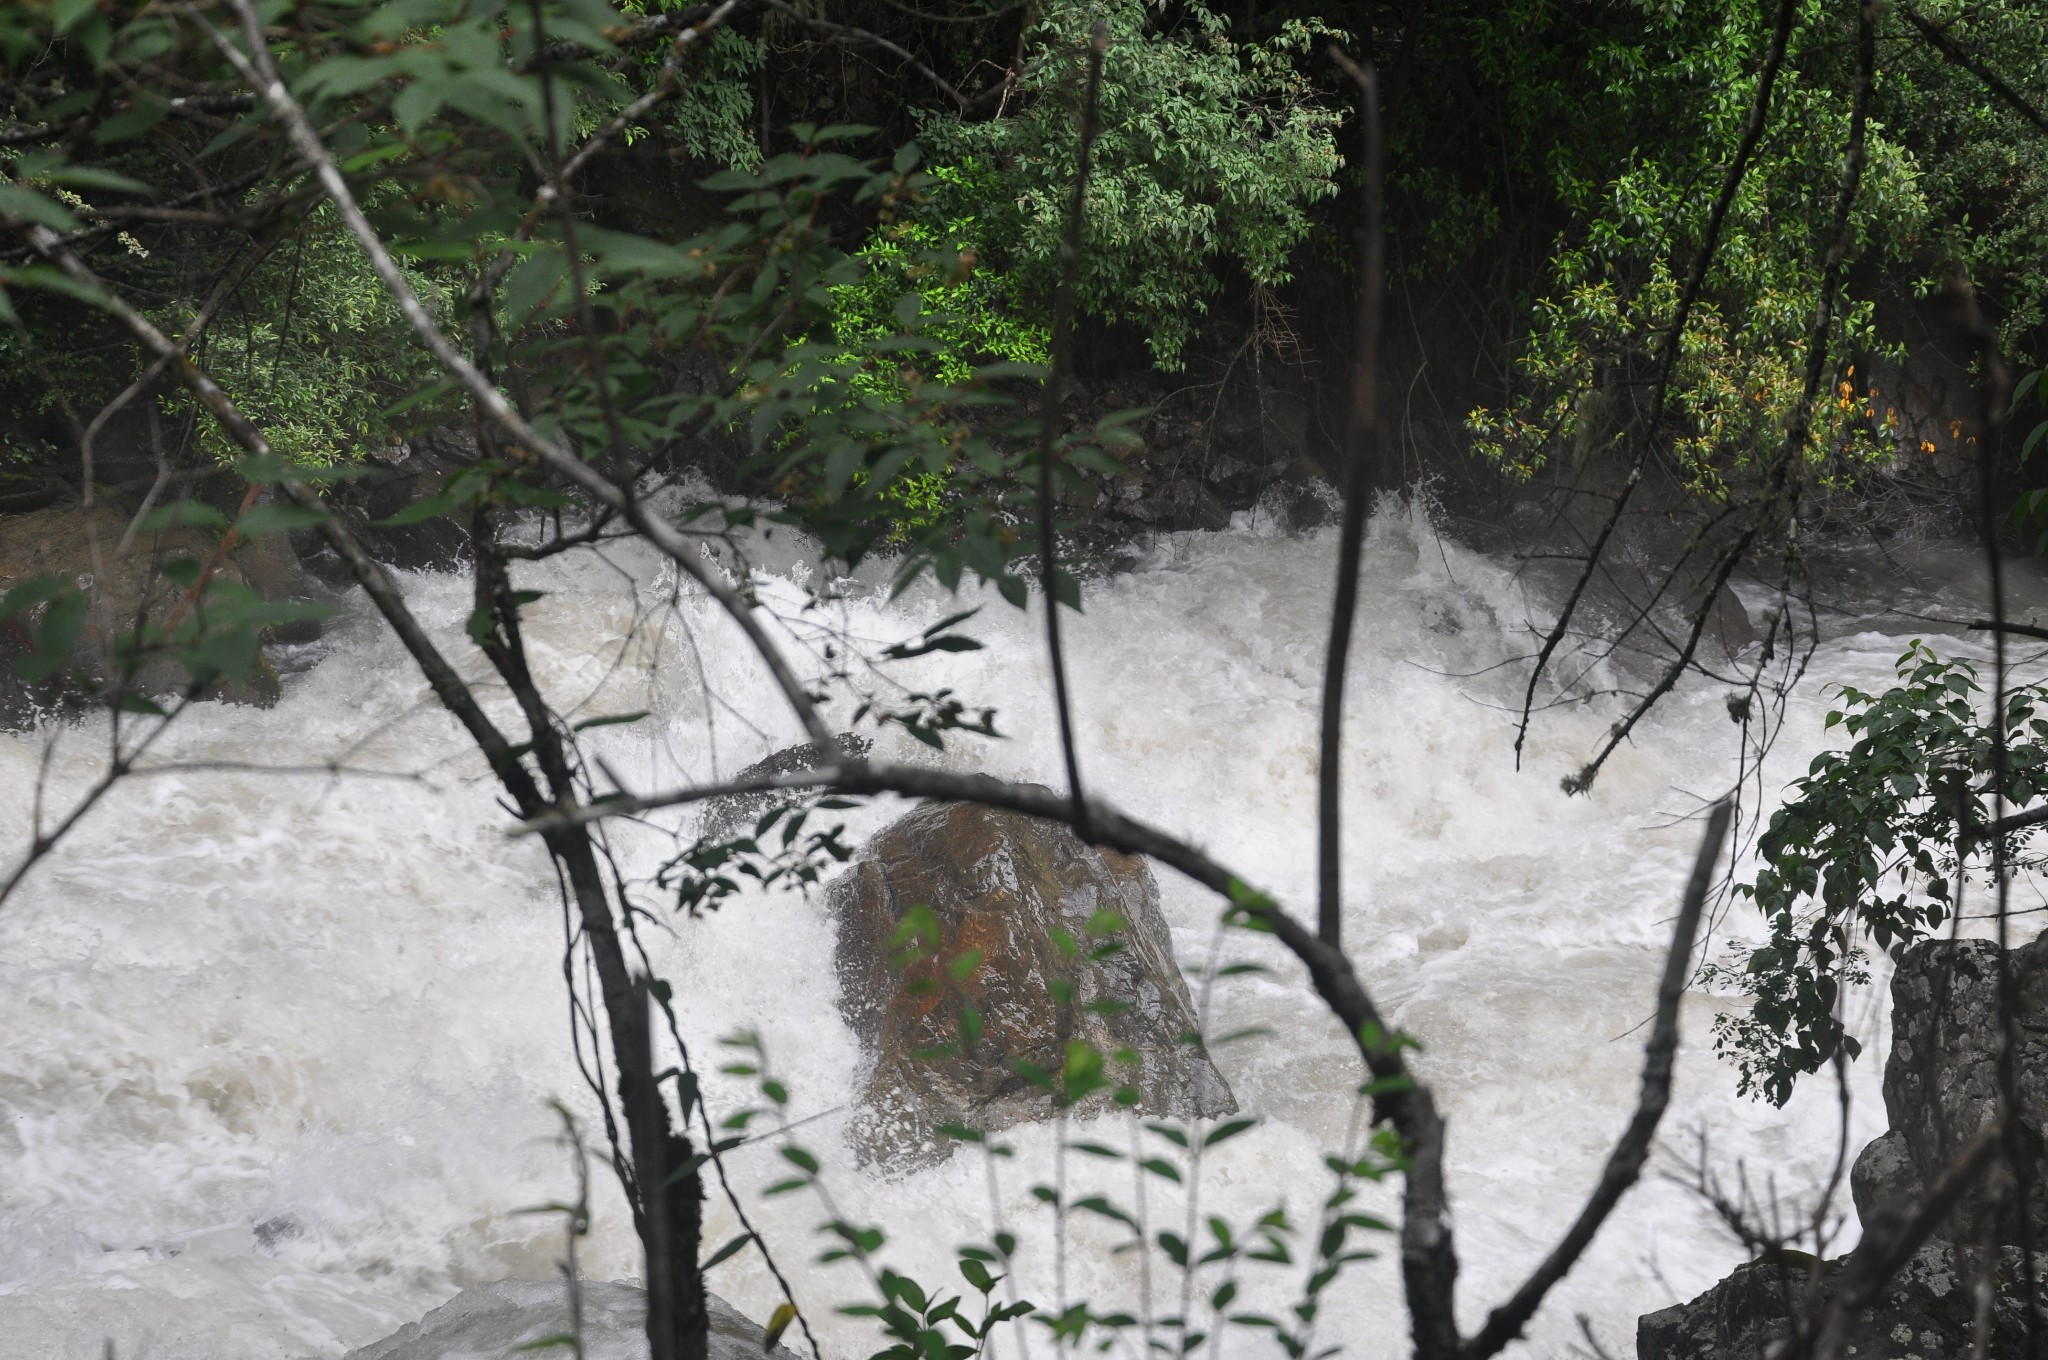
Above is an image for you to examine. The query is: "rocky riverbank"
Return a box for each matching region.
[1641,935,2048,1360]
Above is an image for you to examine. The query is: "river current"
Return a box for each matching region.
[0,501,2034,1359]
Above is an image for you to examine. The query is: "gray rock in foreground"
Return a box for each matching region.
[1638,1239,2048,1360]
[343,1280,799,1360]
[1851,935,2048,1247]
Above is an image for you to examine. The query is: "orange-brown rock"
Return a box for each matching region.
[830,798,1236,1169]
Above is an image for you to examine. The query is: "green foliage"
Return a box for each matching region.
[1712,641,2048,1104]
[1875,0,2048,349]
[660,27,761,170]
[920,0,1344,369]
[830,160,1050,391]
[1465,1,1927,494]
[822,159,1049,530]
[615,1,761,169]
[171,205,456,466]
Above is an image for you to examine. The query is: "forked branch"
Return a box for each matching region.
[1513,0,1799,771]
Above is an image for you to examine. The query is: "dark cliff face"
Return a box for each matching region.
[1852,934,2048,1248]
[1638,1239,2048,1360]
[1641,931,2048,1360]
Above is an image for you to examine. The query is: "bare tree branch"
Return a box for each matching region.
[1971,619,2048,642]
[1897,2,2048,139]
[756,0,971,111]
[1954,251,2043,1358]
[1562,0,1872,795]
[1033,19,1107,840]
[1318,46,1383,951]
[1805,1130,2000,1360]
[1513,0,1799,768]
[525,749,1469,1360]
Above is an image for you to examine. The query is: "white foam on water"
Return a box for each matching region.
[0,502,1993,1358]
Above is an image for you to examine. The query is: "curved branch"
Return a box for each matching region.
[1897,2,2048,139]
[755,0,970,112]
[1563,0,1871,796]
[526,753,1467,1360]
[1970,618,2048,642]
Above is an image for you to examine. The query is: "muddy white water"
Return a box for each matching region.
[1,502,2039,1359]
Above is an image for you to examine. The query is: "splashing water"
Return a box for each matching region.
[0,501,2014,1359]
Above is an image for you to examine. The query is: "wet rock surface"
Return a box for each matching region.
[0,501,317,727]
[295,425,477,579]
[1644,932,2048,1358]
[1852,935,2048,1246]
[1638,1240,2048,1360]
[829,797,1236,1169]
[343,1281,797,1360]
[698,734,873,843]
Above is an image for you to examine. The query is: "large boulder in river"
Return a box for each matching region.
[830,797,1236,1169]
[1638,1240,2048,1360]
[1851,934,2048,1246]
[343,1280,797,1360]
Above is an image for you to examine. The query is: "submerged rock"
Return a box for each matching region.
[1637,1239,2048,1360]
[295,425,475,579]
[1851,934,2048,1246]
[342,1280,798,1360]
[698,734,872,843]
[830,797,1236,1169]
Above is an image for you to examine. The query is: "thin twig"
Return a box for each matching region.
[1806,1130,2000,1360]
[194,0,837,752]
[1954,254,2043,1358]
[1562,0,1871,796]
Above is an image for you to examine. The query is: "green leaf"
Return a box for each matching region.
[703,1231,754,1270]
[764,1302,798,1351]
[1203,1118,1257,1148]
[18,590,85,682]
[93,103,168,144]
[1,574,74,620]
[137,501,231,532]
[0,184,81,232]
[377,490,461,526]
[571,710,651,732]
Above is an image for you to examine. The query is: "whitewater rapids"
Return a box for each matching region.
[1,502,2033,1359]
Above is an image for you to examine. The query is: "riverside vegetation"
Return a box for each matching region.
[5,2,2048,1359]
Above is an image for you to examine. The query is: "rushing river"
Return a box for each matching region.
[1,501,2039,1359]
